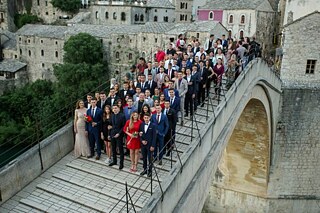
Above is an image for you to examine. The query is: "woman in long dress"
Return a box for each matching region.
[74,100,90,157]
[123,111,142,173]
[101,105,112,164]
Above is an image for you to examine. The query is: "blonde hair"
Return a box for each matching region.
[129,112,138,130]
[75,100,83,109]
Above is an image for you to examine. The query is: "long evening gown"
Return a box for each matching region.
[74,108,91,157]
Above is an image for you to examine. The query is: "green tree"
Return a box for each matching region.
[14,13,42,29]
[51,0,81,13]
[63,33,104,65]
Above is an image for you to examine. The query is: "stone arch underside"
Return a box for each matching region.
[218,98,270,197]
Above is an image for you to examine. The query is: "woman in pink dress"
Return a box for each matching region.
[123,111,142,172]
[74,100,90,157]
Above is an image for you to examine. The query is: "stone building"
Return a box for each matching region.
[0,0,16,31]
[14,21,227,82]
[282,0,320,26]
[90,0,175,25]
[174,0,193,22]
[280,11,320,88]
[197,0,276,54]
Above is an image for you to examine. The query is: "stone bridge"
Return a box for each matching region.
[0,58,284,213]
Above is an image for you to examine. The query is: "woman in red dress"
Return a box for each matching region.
[123,111,142,172]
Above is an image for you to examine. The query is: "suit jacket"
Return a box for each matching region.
[162,108,177,132]
[155,72,168,88]
[168,96,180,112]
[110,112,126,138]
[106,95,119,107]
[119,89,134,101]
[84,101,91,109]
[133,100,148,113]
[191,71,201,92]
[163,88,179,100]
[151,113,169,137]
[139,122,157,148]
[136,82,149,92]
[199,67,208,85]
[97,99,107,109]
[191,47,200,55]
[123,106,137,120]
[174,78,188,98]
[184,75,196,95]
[85,107,103,133]
[165,69,175,80]
[146,80,157,96]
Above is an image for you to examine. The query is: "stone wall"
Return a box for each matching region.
[0,122,74,204]
[268,89,320,198]
[90,5,133,25]
[281,12,320,88]
[175,0,193,22]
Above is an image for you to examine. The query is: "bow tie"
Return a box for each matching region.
[145,123,149,126]
[128,107,131,109]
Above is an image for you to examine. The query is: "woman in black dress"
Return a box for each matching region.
[101,105,112,164]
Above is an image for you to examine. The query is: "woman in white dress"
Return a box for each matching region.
[74,100,90,157]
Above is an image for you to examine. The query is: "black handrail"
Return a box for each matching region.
[125,182,136,213]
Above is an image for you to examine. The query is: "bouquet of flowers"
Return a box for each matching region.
[84,114,93,123]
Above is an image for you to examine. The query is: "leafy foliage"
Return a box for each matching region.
[14,13,42,29]
[51,0,81,13]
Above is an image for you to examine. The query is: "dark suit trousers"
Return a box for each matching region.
[111,136,124,165]
[185,93,194,116]
[165,129,175,151]
[89,131,101,156]
[141,145,152,173]
[198,83,206,105]
[154,134,164,160]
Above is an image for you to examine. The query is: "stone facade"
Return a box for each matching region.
[283,0,320,26]
[0,0,16,31]
[280,11,320,88]
[175,0,193,22]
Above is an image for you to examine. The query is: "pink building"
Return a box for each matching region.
[197,10,223,22]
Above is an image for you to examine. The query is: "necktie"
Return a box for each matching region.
[142,83,144,88]
[149,81,151,87]
[179,79,182,87]
[157,114,160,123]
[170,98,173,105]
[92,108,95,117]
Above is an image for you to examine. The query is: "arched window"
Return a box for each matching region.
[154,16,158,22]
[28,50,31,57]
[129,53,132,60]
[140,14,144,22]
[41,50,44,56]
[20,49,22,55]
[240,15,245,24]
[105,12,109,19]
[185,15,187,21]
[95,11,98,19]
[208,11,214,20]
[134,14,139,22]
[239,30,244,39]
[229,15,233,24]
[121,12,126,21]
[116,52,120,59]
[113,12,117,20]
[55,51,58,58]
[163,16,168,22]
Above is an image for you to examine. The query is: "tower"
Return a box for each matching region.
[175,0,193,22]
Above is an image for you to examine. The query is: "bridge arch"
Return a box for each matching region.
[218,84,273,197]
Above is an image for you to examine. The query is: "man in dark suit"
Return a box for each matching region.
[146,73,157,96]
[165,63,175,80]
[184,68,196,117]
[168,88,180,113]
[191,64,201,111]
[119,81,134,102]
[123,98,136,120]
[85,98,103,159]
[106,88,119,107]
[191,41,200,55]
[162,100,177,156]
[109,104,126,169]
[198,61,208,107]
[151,105,169,165]
[139,113,157,177]
[136,74,148,93]
[97,91,107,109]
[84,93,93,109]
[163,81,179,100]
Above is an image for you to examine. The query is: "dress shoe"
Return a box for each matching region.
[87,155,93,158]
[109,162,117,167]
[147,172,152,177]
[140,170,147,176]
[180,121,184,126]
[201,103,204,107]
[184,114,188,117]
[119,164,124,170]
[166,151,171,157]
[95,156,100,160]
[158,160,162,165]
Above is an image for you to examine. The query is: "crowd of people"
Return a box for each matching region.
[73,33,261,177]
